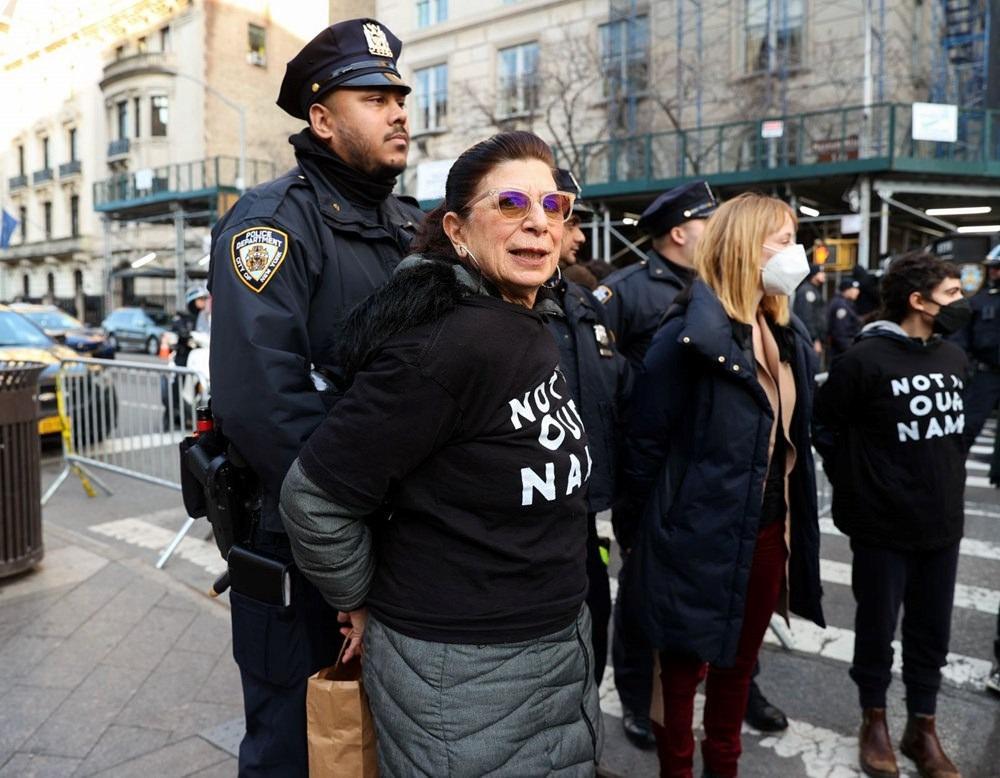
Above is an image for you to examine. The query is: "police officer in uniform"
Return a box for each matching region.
[207,19,422,775]
[793,264,827,358]
[594,181,716,370]
[827,278,862,358]
[958,253,1000,451]
[545,170,630,684]
[595,182,716,747]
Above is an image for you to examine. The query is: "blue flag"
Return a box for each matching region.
[1,208,18,249]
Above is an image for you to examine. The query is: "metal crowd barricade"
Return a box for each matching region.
[42,356,205,568]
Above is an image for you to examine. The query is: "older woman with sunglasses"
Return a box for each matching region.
[279,131,603,776]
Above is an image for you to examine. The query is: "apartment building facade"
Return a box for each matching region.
[0,0,329,318]
[386,0,997,267]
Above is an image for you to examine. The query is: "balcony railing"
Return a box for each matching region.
[93,156,278,211]
[107,138,130,158]
[8,174,27,190]
[0,235,93,261]
[59,160,81,177]
[100,50,176,89]
[570,102,1000,193]
[32,168,53,184]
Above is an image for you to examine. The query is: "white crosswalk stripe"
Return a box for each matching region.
[821,559,998,614]
[89,515,225,576]
[762,616,995,691]
[819,518,1000,561]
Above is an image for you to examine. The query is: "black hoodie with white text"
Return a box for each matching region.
[813,321,969,551]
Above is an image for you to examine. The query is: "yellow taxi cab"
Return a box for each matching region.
[0,303,85,436]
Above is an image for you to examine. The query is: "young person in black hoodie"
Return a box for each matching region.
[814,252,970,778]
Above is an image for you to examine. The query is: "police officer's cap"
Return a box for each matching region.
[984,245,1000,267]
[555,168,594,217]
[839,278,861,291]
[638,180,717,237]
[277,18,410,120]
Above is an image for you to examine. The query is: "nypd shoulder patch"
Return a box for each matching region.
[593,285,614,304]
[231,226,289,293]
[805,290,817,303]
[836,307,848,319]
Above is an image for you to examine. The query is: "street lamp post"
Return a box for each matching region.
[168,71,247,309]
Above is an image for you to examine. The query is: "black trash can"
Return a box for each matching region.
[0,361,46,578]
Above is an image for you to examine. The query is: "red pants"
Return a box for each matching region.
[652,521,787,778]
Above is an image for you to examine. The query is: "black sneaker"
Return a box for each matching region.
[744,681,789,732]
[621,709,657,750]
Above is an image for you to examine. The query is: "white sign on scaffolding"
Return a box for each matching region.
[415,158,457,202]
[911,103,958,143]
[761,120,784,139]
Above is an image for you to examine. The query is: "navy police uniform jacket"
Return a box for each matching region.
[793,282,826,344]
[955,282,1000,368]
[208,130,422,532]
[622,281,825,667]
[827,294,861,357]
[545,279,632,512]
[596,250,691,369]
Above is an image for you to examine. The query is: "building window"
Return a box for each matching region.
[414,64,448,132]
[22,274,30,298]
[137,36,147,53]
[600,15,650,100]
[160,25,171,52]
[70,195,79,237]
[19,206,26,242]
[745,0,804,74]
[46,272,55,298]
[41,136,49,170]
[416,0,447,28]
[43,201,52,240]
[115,44,125,60]
[116,101,128,140]
[68,127,77,161]
[497,43,539,117]
[17,144,24,175]
[248,23,266,66]
[134,97,142,137]
[151,95,168,136]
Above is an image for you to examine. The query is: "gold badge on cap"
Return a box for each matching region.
[363,22,393,58]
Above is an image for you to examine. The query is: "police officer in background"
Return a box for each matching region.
[595,181,716,370]
[207,18,422,775]
[596,182,716,748]
[793,264,827,359]
[827,277,862,358]
[545,169,630,684]
[958,252,1000,451]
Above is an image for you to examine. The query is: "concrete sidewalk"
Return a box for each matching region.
[0,521,242,777]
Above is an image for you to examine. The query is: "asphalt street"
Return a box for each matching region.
[21,351,1000,777]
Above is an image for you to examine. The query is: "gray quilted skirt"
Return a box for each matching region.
[362,605,603,777]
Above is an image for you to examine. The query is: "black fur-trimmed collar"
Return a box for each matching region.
[339,256,471,382]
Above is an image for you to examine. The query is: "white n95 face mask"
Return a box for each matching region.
[761,243,809,297]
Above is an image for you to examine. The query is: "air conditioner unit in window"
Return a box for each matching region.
[247,51,266,67]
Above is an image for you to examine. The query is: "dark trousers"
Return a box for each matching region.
[585,513,612,685]
[613,546,654,718]
[849,539,960,716]
[962,368,1000,451]
[652,521,787,778]
[231,534,342,777]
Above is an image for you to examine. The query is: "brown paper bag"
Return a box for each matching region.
[306,643,379,778]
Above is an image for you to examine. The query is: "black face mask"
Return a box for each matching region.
[931,297,972,335]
